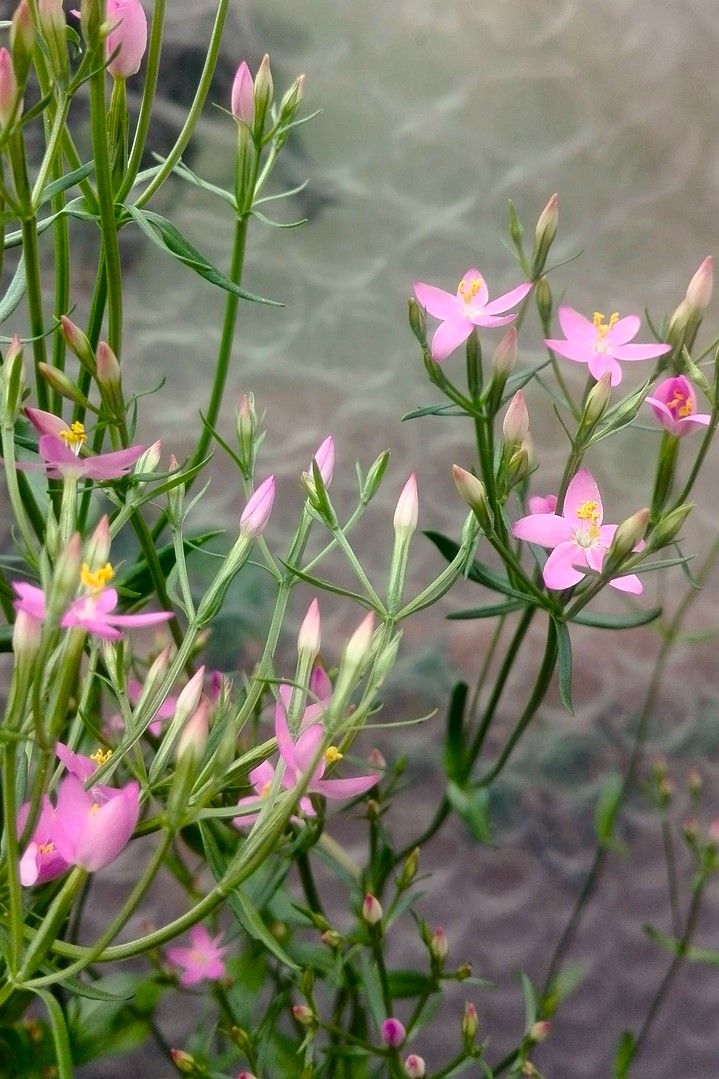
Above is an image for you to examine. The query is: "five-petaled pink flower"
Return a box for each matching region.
[413,269,531,363]
[644,376,712,437]
[17,434,145,481]
[545,306,671,386]
[512,468,643,594]
[52,775,140,872]
[167,925,227,987]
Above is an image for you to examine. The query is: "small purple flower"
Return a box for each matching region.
[644,376,711,437]
[545,306,671,386]
[512,468,643,594]
[413,269,531,363]
[167,925,227,987]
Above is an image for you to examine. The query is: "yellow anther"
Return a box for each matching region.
[90,747,113,766]
[38,842,54,855]
[458,275,483,304]
[668,388,693,418]
[59,421,87,450]
[80,562,114,592]
[325,745,343,764]
[260,781,272,799]
[575,499,599,522]
[90,802,100,816]
[592,311,620,341]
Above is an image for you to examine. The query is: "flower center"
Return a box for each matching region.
[458,275,483,307]
[325,746,343,764]
[90,746,113,766]
[59,421,87,455]
[667,387,693,418]
[81,562,114,593]
[260,781,272,798]
[575,498,601,544]
[38,842,54,855]
[592,311,619,342]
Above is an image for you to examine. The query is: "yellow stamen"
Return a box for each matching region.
[38,842,54,854]
[90,802,100,816]
[575,498,601,541]
[592,311,619,341]
[458,275,483,304]
[80,562,114,592]
[325,745,343,764]
[260,781,272,799]
[59,421,87,450]
[90,747,113,766]
[668,388,693,418]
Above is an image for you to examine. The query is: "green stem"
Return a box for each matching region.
[88,49,123,355]
[116,0,167,201]
[2,742,24,973]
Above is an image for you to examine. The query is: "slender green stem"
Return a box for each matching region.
[2,742,25,973]
[88,48,123,354]
[116,0,167,201]
[9,135,48,409]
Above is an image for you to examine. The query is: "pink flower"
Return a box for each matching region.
[12,575,173,642]
[17,796,70,887]
[106,0,147,79]
[52,775,140,871]
[413,269,531,362]
[166,925,227,987]
[231,61,254,124]
[545,306,671,386]
[512,468,643,594]
[644,376,711,437]
[56,741,117,801]
[17,434,145,481]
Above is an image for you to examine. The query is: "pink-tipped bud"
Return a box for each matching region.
[105,0,148,79]
[175,697,211,763]
[231,61,254,125]
[84,514,111,569]
[173,666,206,728]
[60,315,96,372]
[134,439,162,476]
[491,327,518,376]
[502,390,530,444]
[685,255,713,311]
[368,748,387,770]
[297,598,321,659]
[429,926,448,963]
[381,1017,405,1048]
[345,611,375,672]
[362,893,383,925]
[170,1049,197,1075]
[312,435,335,488]
[707,818,719,845]
[278,73,304,125]
[688,769,702,798]
[38,0,68,81]
[292,1003,314,1026]
[529,1020,551,1043]
[48,532,83,620]
[10,1,34,86]
[462,1001,479,1045]
[240,475,275,539]
[404,1055,426,1078]
[13,608,42,663]
[96,340,122,393]
[532,193,559,272]
[253,53,273,132]
[393,473,419,538]
[237,1074,259,1079]
[452,465,493,533]
[0,48,20,128]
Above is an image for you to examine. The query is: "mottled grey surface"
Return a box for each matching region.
[36,0,719,1075]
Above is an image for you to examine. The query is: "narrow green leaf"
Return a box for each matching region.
[0,254,25,324]
[613,1030,636,1079]
[41,161,95,204]
[447,599,526,620]
[251,209,307,229]
[519,971,538,1029]
[402,402,466,420]
[444,681,468,782]
[31,988,73,1079]
[424,530,533,602]
[126,207,282,307]
[279,559,374,608]
[446,781,495,844]
[554,618,574,715]
[57,975,136,1001]
[386,970,437,999]
[593,772,625,849]
[570,606,662,629]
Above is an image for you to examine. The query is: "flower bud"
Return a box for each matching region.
[398,846,419,888]
[535,275,552,324]
[502,390,530,444]
[172,666,206,730]
[96,341,121,392]
[1,335,25,425]
[491,327,518,377]
[175,697,211,763]
[685,255,713,312]
[240,475,275,539]
[582,370,612,427]
[84,514,111,569]
[292,1004,314,1026]
[381,1017,405,1048]
[404,1055,426,1078]
[429,926,448,964]
[235,393,258,473]
[367,748,387,771]
[297,598,321,660]
[105,0,148,79]
[408,297,427,346]
[461,1002,479,1047]
[393,473,419,539]
[232,61,254,125]
[170,1049,198,1075]
[0,48,20,130]
[707,818,719,845]
[321,928,342,948]
[606,507,649,565]
[529,1020,551,1043]
[133,439,162,479]
[38,0,69,83]
[688,768,702,798]
[13,607,42,665]
[10,2,34,89]
[646,502,692,551]
[59,316,96,373]
[37,364,91,408]
[452,465,494,533]
[532,193,558,275]
[237,1073,259,1079]
[253,53,273,138]
[343,612,375,675]
[361,449,390,502]
[278,74,304,127]
[47,532,82,622]
[312,434,334,488]
[362,893,383,926]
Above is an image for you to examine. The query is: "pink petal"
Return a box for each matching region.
[413,282,461,320]
[274,698,299,777]
[563,469,603,522]
[512,512,573,548]
[457,269,489,307]
[483,281,532,315]
[316,773,379,799]
[471,312,518,329]
[675,415,711,435]
[430,318,473,362]
[72,782,140,871]
[25,408,69,438]
[82,445,145,480]
[13,582,47,620]
[544,338,592,364]
[291,724,324,780]
[543,542,587,589]
[249,759,275,793]
[56,743,96,781]
[605,315,640,344]
[609,572,643,595]
[587,352,623,385]
[557,306,597,343]
[612,342,672,361]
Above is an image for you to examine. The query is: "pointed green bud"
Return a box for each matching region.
[452,465,494,533]
[531,193,558,276]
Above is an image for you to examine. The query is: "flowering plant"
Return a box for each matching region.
[0,4,717,1079]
